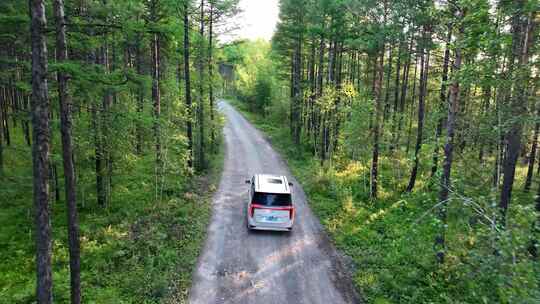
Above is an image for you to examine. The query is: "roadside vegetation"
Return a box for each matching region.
[0,0,235,302]
[223,0,539,301]
[1,131,223,302]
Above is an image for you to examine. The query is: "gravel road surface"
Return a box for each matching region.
[189,101,360,304]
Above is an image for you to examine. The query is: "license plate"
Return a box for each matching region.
[256,215,279,222]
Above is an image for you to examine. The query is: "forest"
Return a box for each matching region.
[224,0,539,303]
[1,0,237,302]
[1,0,539,303]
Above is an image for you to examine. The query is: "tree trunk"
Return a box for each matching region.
[135,35,144,155]
[389,39,402,153]
[383,47,393,122]
[431,26,452,177]
[208,2,215,152]
[525,105,540,192]
[292,30,302,146]
[478,85,492,161]
[307,40,316,140]
[0,88,4,174]
[23,95,32,146]
[371,47,385,198]
[531,176,540,258]
[184,2,193,168]
[151,32,162,169]
[493,82,507,188]
[499,2,533,224]
[436,13,464,264]
[394,37,413,151]
[332,42,344,154]
[405,51,419,154]
[406,29,431,192]
[30,0,53,301]
[53,1,81,301]
[14,70,32,146]
[53,163,60,202]
[101,42,113,206]
[196,0,206,171]
[315,35,325,157]
[1,88,10,146]
[317,35,325,97]
[92,97,105,207]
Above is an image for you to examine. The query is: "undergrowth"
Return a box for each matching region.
[0,132,224,303]
[229,98,539,304]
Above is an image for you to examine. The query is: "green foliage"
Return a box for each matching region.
[0,0,234,301]
[230,99,540,303]
[252,69,273,116]
[222,40,284,115]
[0,130,224,303]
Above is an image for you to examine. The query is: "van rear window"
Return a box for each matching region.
[252,192,291,207]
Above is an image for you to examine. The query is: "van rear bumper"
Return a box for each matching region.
[247,217,293,231]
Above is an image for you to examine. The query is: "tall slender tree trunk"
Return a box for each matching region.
[436,14,464,264]
[307,40,316,140]
[292,30,303,146]
[432,26,452,177]
[53,1,81,302]
[493,81,507,188]
[208,2,215,152]
[151,33,162,169]
[0,88,3,174]
[52,163,60,202]
[90,56,106,208]
[530,177,540,258]
[499,3,533,223]
[14,58,32,146]
[30,0,53,301]
[23,95,31,146]
[332,42,344,154]
[389,39,402,153]
[315,35,325,157]
[328,40,335,85]
[184,3,193,168]
[196,0,206,171]
[316,36,324,96]
[383,47,393,122]
[135,35,144,155]
[405,53,419,154]
[371,47,385,198]
[394,37,413,151]
[406,29,431,192]
[101,42,113,206]
[11,67,19,129]
[478,84,492,161]
[2,87,10,145]
[525,105,540,192]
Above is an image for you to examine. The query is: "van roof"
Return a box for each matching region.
[253,174,291,194]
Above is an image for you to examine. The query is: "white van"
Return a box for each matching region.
[245,174,295,231]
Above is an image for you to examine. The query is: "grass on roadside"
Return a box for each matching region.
[0,132,224,303]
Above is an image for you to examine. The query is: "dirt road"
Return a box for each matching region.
[189,101,360,304]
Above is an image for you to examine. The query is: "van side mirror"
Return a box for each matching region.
[288,182,293,186]
[245,179,251,184]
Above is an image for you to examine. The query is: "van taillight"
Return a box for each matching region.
[250,203,261,217]
[290,207,295,219]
